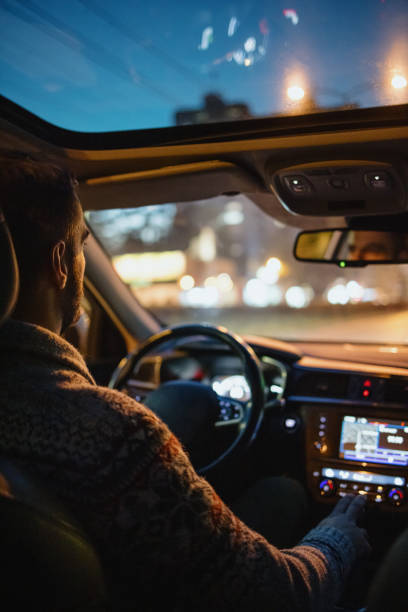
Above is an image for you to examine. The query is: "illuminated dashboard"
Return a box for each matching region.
[339,416,408,467]
[210,356,287,405]
[211,375,250,401]
[125,348,288,408]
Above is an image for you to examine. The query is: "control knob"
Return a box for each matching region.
[387,487,405,507]
[319,478,335,497]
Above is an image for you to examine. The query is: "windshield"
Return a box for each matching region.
[87,196,408,344]
[1,0,407,131]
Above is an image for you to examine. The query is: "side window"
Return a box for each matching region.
[63,290,127,385]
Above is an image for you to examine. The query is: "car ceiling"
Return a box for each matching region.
[1,96,408,230]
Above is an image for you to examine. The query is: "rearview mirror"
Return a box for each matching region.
[294,229,408,267]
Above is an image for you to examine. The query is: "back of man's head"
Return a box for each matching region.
[0,151,78,298]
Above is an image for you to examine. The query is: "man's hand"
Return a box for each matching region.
[317,494,371,559]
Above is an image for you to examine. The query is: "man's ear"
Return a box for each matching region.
[51,241,68,290]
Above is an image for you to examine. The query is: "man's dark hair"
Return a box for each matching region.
[0,151,79,293]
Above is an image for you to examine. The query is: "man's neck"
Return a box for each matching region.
[12,294,62,336]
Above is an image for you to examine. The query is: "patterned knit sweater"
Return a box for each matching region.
[0,320,357,611]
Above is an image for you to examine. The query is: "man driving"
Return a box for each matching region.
[0,153,370,611]
[347,230,407,262]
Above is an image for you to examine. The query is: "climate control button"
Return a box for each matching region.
[388,487,405,507]
[319,478,335,497]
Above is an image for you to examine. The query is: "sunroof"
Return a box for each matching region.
[1,0,407,133]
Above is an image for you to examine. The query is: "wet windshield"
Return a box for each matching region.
[1,0,407,131]
[87,196,408,344]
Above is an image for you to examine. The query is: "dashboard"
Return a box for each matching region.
[123,334,408,513]
[286,348,408,512]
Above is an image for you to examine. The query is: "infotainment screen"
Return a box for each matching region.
[339,416,408,466]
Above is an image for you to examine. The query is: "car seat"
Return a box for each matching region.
[0,208,109,611]
[365,527,408,611]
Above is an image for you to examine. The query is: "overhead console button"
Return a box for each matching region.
[284,175,312,194]
[329,177,349,189]
[364,171,391,190]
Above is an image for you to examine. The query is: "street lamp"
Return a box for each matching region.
[287,85,305,101]
[391,74,407,90]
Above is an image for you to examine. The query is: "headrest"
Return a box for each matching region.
[0,208,19,326]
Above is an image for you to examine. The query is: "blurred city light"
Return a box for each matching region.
[217,273,234,292]
[327,283,349,305]
[327,280,374,305]
[363,288,378,303]
[180,286,219,308]
[221,201,244,225]
[257,256,282,284]
[285,285,313,308]
[266,257,282,272]
[244,37,257,53]
[243,278,270,307]
[283,9,299,26]
[269,286,283,306]
[257,265,279,284]
[191,226,216,262]
[227,16,239,37]
[179,274,195,291]
[346,280,364,303]
[199,26,213,51]
[287,85,305,101]
[113,251,185,283]
[243,278,283,307]
[204,276,217,287]
[391,74,407,89]
[205,273,234,293]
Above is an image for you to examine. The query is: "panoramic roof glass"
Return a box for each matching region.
[1,0,407,132]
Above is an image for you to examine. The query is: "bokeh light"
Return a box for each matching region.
[179,274,195,291]
[287,85,305,101]
[391,74,407,89]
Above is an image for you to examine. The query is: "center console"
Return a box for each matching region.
[304,405,408,510]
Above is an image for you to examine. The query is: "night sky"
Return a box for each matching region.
[0,0,407,132]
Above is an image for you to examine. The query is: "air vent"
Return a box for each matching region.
[295,372,350,397]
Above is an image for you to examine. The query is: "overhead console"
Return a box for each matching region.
[268,160,408,217]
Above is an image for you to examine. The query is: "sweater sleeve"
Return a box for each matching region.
[93,408,356,612]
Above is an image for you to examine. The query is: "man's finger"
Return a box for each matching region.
[330,494,354,515]
[345,494,367,520]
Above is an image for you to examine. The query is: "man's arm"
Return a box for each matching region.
[86,393,366,612]
[49,386,366,611]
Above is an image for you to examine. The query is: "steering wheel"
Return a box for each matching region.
[109,323,265,475]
